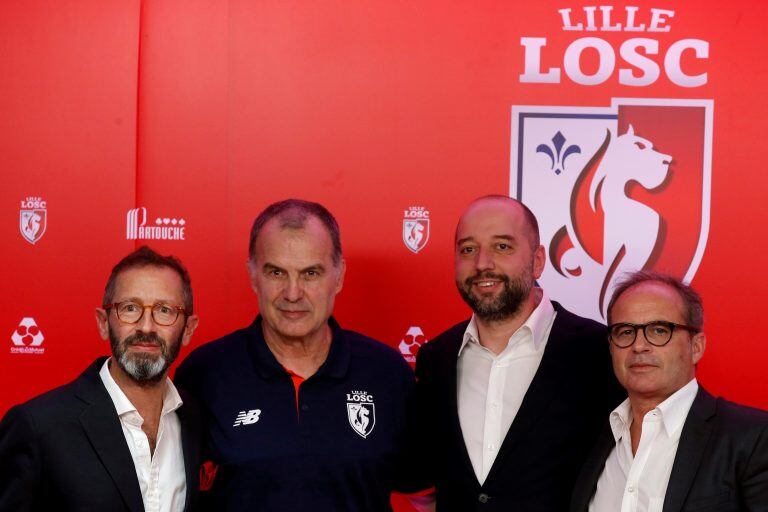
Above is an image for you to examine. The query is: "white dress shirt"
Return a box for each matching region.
[589,378,699,512]
[99,359,187,512]
[457,291,556,484]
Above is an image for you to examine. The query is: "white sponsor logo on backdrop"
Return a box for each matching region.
[10,317,45,355]
[20,197,47,245]
[346,390,375,438]
[399,326,427,363]
[403,206,429,253]
[126,207,186,241]
[511,98,712,322]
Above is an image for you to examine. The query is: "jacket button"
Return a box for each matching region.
[478,493,489,503]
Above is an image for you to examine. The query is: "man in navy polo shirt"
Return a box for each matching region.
[175,199,423,511]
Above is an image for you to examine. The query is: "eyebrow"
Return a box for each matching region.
[262,263,326,273]
[456,234,516,246]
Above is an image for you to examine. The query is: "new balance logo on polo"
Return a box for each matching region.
[233,409,261,427]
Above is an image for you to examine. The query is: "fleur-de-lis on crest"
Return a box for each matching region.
[536,131,581,175]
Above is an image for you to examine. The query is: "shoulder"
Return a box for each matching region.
[343,328,411,374]
[419,319,469,358]
[551,301,606,336]
[1,370,89,434]
[712,394,768,430]
[177,326,251,376]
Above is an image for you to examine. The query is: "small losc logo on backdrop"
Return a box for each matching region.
[126,207,186,241]
[10,317,45,355]
[403,206,429,254]
[20,196,47,245]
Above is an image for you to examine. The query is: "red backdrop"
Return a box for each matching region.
[2,2,767,510]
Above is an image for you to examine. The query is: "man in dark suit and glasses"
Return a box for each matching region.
[0,246,203,512]
[414,195,624,511]
[570,271,768,512]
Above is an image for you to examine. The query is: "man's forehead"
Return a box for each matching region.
[457,199,527,237]
[613,281,686,319]
[256,217,335,262]
[113,266,184,296]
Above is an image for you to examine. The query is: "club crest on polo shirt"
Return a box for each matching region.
[346,390,375,438]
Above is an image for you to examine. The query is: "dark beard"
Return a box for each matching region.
[109,329,183,385]
[456,271,532,322]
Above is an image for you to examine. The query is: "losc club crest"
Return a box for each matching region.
[403,206,430,253]
[19,196,47,245]
[511,98,713,322]
[346,390,375,438]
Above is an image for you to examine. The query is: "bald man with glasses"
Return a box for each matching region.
[570,271,768,512]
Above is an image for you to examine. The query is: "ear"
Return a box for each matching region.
[691,331,706,365]
[246,259,259,295]
[532,244,546,280]
[95,308,110,341]
[335,258,346,294]
[181,314,199,347]
[627,124,635,136]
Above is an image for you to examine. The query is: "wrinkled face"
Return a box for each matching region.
[609,281,705,404]
[96,266,198,384]
[249,216,345,342]
[454,199,545,322]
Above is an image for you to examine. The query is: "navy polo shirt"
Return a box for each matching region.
[175,316,421,512]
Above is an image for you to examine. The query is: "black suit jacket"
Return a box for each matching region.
[0,357,202,512]
[415,301,624,512]
[570,387,768,512]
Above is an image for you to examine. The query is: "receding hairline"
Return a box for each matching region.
[455,195,540,248]
[251,213,341,265]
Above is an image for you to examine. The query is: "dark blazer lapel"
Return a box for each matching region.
[176,396,200,512]
[484,309,569,484]
[570,423,615,512]
[444,329,477,482]
[76,360,145,512]
[662,387,716,512]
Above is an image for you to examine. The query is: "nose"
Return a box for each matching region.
[136,306,158,331]
[632,328,653,352]
[475,246,495,272]
[282,276,304,302]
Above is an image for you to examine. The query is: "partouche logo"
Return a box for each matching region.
[10,317,45,355]
[403,206,430,254]
[399,326,428,364]
[126,207,186,241]
[19,196,47,245]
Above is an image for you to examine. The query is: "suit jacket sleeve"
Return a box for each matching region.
[743,422,768,511]
[0,405,42,512]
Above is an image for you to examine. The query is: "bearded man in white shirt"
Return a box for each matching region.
[571,271,768,512]
[414,195,624,512]
[0,246,203,512]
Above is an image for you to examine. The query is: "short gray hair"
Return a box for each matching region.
[248,199,342,265]
[607,270,704,330]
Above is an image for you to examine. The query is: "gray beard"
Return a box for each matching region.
[457,269,533,322]
[109,329,181,385]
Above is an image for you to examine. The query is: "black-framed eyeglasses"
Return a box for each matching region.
[607,321,698,348]
[104,301,186,326]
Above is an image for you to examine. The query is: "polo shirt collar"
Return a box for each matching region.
[247,315,351,381]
